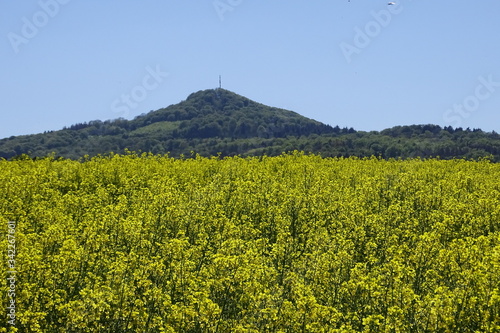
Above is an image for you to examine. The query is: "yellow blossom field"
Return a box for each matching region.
[1,153,499,332]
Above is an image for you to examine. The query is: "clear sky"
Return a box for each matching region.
[2,0,500,138]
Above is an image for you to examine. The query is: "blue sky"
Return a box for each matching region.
[1,1,499,138]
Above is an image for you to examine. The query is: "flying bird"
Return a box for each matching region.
[388,2,396,5]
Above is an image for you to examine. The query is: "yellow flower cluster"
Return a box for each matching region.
[0,152,499,332]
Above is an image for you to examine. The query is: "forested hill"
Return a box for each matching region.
[1,89,499,160]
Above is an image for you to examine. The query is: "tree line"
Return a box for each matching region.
[0,90,499,161]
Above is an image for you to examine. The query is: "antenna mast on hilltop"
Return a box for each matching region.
[215,75,222,99]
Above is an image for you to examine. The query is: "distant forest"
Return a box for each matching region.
[1,89,499,161]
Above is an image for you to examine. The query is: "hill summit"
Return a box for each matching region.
[128,89,335,139]
[0,89,335,159]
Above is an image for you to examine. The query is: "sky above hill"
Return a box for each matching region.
[2,1,500,138]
